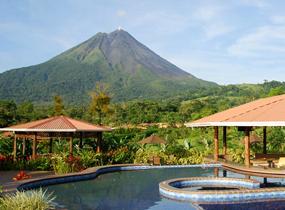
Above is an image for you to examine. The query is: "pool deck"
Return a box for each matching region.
[0,165,118,194]
[219,159,285,178]
[0,164,136,194]
[0,170,54,193]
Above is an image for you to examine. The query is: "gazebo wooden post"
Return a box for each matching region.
[214,127,219,162]
[13,134,17,161]
[22,138,26,156]
[244,128,251,167]
[79,132,83,149]
[96,132,102,153]
[69,137,73,156]
[49,138,53,153]
[263,127,267,154]
[32,133,37,160]
[223,126,227,158]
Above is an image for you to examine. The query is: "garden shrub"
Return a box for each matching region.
[134,148,167,164]
[106,146,134,164]
[51,153,72,174]
[228,148,245,164]
[134,145,206,165]
[0,188,55,210]
[26,157,52,171]
[51,153,84,174]
[77,149,102,168]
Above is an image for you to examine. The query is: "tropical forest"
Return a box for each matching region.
[1,80,285,175]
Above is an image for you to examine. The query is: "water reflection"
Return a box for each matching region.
[45,167,285,210]
[46,167,213,210]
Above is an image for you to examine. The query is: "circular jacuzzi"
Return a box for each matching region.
[159,177,285,203]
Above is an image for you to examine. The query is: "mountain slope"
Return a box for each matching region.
[0,29,217,103]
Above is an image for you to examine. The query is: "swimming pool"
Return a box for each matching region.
[41,166,285,210]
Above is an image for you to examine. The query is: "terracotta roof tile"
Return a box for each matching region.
[185,94,285,127]
[0,116,112,132]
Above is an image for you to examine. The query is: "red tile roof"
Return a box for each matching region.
[0,116,112,132]
[185,94,285,127]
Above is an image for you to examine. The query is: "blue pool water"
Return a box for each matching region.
[44,167,285,210]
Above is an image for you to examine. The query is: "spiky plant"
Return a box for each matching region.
[0,188,55,210]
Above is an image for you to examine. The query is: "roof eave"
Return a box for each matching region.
[185,121,285,127]
[0,128,113,132]
[0,128,77,132]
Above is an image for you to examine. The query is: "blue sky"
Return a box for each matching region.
[1,0,285,84]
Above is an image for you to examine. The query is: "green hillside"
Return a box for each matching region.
[0,30,216,104]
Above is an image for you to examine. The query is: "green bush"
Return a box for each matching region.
[51,153,72,174]
[228,148,245,164]
[177,148,204,164]
[0,135,13,156]
[26,157,52,171]
[51,153,84,174]
[0,189,55,210]
[134,146,206,165]
[165,144,189,158]
[106,146,134,164]
[77,149,102,168]
[134,148,159,164]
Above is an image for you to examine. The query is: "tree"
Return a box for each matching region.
[268,86,285,97]
[0,100,17,127]
[53,95,64,116]
[89,83,111,125]
[179,100,203,121]
[17,101,35,122]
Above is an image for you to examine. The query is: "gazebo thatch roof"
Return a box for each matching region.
[185,94,285,127]
[138,134,166,144]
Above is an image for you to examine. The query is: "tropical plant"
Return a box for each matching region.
[228,148,245,164]
[53,95,64,116]
[0,100,17,127]
[106,146,133,164]
[0,189,55,210]
[26,157,52,171]
[267,127,285,153]
[134,148,163,164]
[76,148,102,168]
[89,83,111,125]
[51,153,71,174]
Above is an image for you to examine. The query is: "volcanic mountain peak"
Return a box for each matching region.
[0,29,216,103]
[57,29,192,78]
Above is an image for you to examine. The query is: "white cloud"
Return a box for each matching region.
[228,25,285,57]
[239,0,268,8]
[132,11,190,34]
[193,5,223,21]
[203,22,234,39]
[192,4,234,39]
[271,16,285,24]
[116,10,126,17]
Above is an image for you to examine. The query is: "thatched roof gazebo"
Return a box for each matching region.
[138,134,166,144]
[185,94,285,168]
[0,115,112,160]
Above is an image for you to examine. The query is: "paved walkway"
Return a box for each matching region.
[0,170,54,193]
